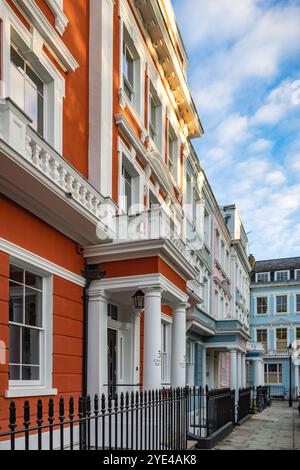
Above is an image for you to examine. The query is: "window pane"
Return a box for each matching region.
[25,271,43,290]
[9,281,23,323]
[25,79,38,131]
[9,265,24,284]
[22,366,40,381]
[26,63,43,93]
[25,287,43,327]
[9,324,21,364]
[22,327,40,365]
[10,47,25,110]
[9,365,21,381]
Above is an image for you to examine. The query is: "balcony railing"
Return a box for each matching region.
[264,349,291,357]
[0,98,116,238]
[115,207,201,267]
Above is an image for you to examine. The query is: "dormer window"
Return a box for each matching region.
[10,44,44,136]
[256,272,270,283]
[275,270,290,282]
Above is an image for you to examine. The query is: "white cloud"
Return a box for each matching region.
[217,114,249,145]
[252,80,299,125]
[172,0,300,259]
[248,139,273,153]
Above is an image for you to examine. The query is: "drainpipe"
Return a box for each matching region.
[82,264,105,397]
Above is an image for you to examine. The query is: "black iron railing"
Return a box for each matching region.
[237,387,251,422]
[187,386,235,440]
[0,388,188,451]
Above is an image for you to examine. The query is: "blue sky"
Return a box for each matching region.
[172,0,300,260]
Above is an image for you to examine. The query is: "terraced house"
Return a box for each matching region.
[0,0,251,449]
[248,257,300,398]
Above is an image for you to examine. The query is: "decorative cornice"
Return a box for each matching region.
[0,237,86,287]
[14,0,78,71]
[44,0,69,35]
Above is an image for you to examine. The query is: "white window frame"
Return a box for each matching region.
[119,15,144,124]
[275,270,290,282]
[296,293,300,313]
[275,328,288,350]
[2,15,65,154]
[256,328,268,351]
[117,140,144,216]
[264,363,283,385]
[255,272,270,283]
[255,296,268,316]
[296,327,300,350]
[275,295,288,314]
[148,80,163,152]
[6,258,55,398]
[295,270,300,281]
[167,123,180,184]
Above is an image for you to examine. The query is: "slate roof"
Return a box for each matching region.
[253,257,300,273]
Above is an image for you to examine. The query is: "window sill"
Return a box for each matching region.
[5,387,58,398]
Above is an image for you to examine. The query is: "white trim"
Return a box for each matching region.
[161,312,172,324]
[255,272,270,283]
[89,273,188,304]
[5,387,58,398]
[44,0,68,35]
[295,293,300,313]
[0,237,85,286]
[254,295,269,317]
[275,294,289,315]
[13,0,78,71]
[6,260,56,397]
[274,270,290,282]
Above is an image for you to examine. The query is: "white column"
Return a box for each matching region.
[229,349,237,391]
[171,303,188,388]
[241,354,246,388]
[237,352,242,390]
[87,289,108,397]
[132,309,141,385]
[210,350,214,389]
[295,365,299,399]
[202,346,207,388]
[253,359,264,387]
[143,288,162,391]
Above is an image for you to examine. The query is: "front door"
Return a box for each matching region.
[108,329,117,396]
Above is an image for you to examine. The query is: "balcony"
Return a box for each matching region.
[247,341,265,353]
[114,207,202,269]
[264,349,291,357]
[0,98,116,244]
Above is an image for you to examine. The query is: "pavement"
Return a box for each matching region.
[214,400,300,450]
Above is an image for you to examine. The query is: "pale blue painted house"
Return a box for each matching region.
[248,257,300,398]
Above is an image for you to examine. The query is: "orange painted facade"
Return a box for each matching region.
[0,0,200,438]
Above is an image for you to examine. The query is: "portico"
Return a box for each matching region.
[86,271,190,396]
